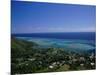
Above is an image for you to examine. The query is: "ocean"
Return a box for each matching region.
[12,32,96,52]
[12,32,95,40]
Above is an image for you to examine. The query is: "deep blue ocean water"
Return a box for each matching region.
[12,32,96,52]
[12,32,95,40]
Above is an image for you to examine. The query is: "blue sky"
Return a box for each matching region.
[11,1,96,33]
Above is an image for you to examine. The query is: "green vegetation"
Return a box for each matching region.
[56,64,70,71]
[11,37,96,74]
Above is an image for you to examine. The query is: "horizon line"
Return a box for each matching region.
[11,31,96,34]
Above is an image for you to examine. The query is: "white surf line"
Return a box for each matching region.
[15,0,96,5]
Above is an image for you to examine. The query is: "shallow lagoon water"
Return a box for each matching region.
[17,37,95,51]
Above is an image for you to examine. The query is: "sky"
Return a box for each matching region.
[11,1,96,33]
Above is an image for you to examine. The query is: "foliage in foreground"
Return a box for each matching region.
[11,37,96,74]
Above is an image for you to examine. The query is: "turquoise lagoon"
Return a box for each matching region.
[17,37,95,52]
